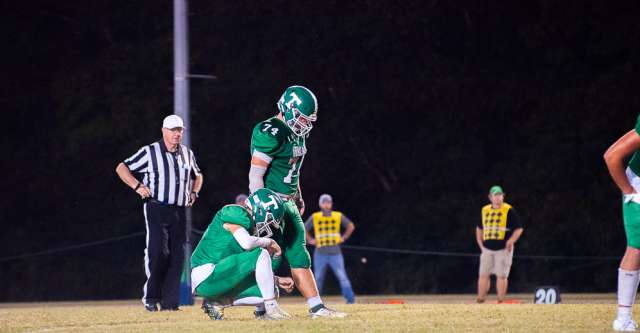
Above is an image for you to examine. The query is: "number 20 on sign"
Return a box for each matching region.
[534,286,561,304]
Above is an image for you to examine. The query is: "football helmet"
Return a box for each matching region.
[277,85,318,137]
[245,188,285,238]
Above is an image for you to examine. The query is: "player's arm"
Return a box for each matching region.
[223,223,281,255]
[604,129,640,194]
[249,122,282,193]
[249,154,271,193]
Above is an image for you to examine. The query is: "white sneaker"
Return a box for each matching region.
[614,317,638,331]
[262,305,291,320]
[309,305,347,319]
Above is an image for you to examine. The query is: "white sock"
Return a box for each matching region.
[307,295,323,309]
[619,306,632,318]
[255,249,275,300]
[264,299,278,313]
[618,268,640,318]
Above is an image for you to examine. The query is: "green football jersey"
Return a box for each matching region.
[629,114,640,176]
[250,117,307,195]
[191,205,253,268]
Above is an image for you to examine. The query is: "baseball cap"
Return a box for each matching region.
[489,185,504,195]
[318,194,333,205]
[162,115,185,129]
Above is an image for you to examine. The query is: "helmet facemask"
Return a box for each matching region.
[285,107,315,137]
[246,188,285,240]
[254,211,280,238]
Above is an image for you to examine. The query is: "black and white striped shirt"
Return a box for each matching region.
[124,141,201,206]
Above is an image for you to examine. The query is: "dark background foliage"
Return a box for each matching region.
[2,0,640,301]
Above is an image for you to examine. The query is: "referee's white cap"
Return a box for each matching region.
[163,115,186,129]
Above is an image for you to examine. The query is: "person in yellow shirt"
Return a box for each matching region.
[476,186,523,303]
[305,194,356,303]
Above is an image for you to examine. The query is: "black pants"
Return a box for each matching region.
[142,200,186,308]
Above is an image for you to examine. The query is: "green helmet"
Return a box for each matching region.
[276,85,318,137]
[245,188,285,237]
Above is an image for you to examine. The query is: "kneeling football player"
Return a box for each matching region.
[191,188,293,320]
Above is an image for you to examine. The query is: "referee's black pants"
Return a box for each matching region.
[142,200,186,308]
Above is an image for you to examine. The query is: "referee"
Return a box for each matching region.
[116,115,204,311]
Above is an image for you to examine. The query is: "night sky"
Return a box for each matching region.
[3,1,640,301]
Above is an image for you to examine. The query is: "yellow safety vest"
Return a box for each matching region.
[312,211,343,248]
[481,203,512,241]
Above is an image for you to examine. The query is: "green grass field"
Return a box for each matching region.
[0,294,626,332]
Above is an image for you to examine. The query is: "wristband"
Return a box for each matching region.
[134,183,141,191]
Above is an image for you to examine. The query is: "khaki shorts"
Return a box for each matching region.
[479,248,514,278]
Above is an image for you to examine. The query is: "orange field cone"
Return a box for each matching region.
[378,299,405,304]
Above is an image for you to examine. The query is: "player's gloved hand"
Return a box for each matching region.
[267,239,282,256]
[275,276,295,293]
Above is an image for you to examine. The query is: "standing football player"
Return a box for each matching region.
[191,189,294,320]
[248,85,347,318]
[605,115,640,331]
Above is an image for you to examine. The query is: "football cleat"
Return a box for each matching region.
[614,317,638,331]
[144,303,158,312]
[309,304,347,319]
[254,309,266,319]
[262,305,292,320]
[202,300,225,320]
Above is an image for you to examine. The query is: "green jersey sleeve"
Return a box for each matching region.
[218,205,252,230]
[251,120,285,157]
[635,114,640,135]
